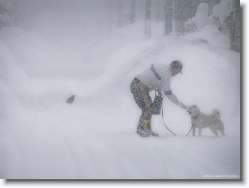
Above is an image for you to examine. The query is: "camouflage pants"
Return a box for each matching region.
[130,78,163,121]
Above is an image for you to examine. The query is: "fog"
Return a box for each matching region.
[12,0,150,47]
[16,0,145,30]
[16,0,106,33]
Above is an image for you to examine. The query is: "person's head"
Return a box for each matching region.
[170,60,183,76]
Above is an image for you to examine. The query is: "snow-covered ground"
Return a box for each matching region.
[0,6,241,180]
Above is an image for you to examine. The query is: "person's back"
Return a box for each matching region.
[137,63,172,93]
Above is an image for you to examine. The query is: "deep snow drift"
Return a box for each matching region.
[0,17,240,179]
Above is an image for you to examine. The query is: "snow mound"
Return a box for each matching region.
[184,25,230,49]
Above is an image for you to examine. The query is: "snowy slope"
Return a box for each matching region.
[0,21,240,179]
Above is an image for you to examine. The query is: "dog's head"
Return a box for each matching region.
[212,109,220,118]
[187,105,201,117]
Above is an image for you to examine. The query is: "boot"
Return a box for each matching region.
[144,120,159,137]
[137,118,150,137]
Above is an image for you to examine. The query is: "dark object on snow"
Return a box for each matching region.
[66,95,76,104]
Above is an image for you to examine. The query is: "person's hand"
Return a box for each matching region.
[178,102,187,109]
[156,88,162,97]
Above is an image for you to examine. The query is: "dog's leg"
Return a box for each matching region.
[210,126,218,137]
[220,129,225,136]
[198,128,202,136]
[218,122,225,136]
[192,124,196,136]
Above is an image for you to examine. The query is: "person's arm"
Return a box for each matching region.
[161,68,187,109]
[164,91,187,109]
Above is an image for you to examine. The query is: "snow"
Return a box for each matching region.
[0,3,241,182]
[213,0,234,23]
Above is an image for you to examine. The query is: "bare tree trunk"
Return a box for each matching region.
[155,0,162,22]
[145,0,151,39]
[164,0,173,35]
[118,0,123,27]
[130,0,136,24]
[107,0,112,33]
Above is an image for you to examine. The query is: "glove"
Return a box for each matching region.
[178,102,187,109]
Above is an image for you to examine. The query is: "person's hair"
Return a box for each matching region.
[170,60,183,72]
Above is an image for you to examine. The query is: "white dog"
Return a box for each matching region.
[187,105,225,137]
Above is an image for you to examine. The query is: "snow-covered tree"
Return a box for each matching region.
[213,0,234,24]
[184,3,209,33]
[207,0,221,16]
[224,0,240,52]
[175,0,198,33]
[213,0,240,52]
[165,0,207,35]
